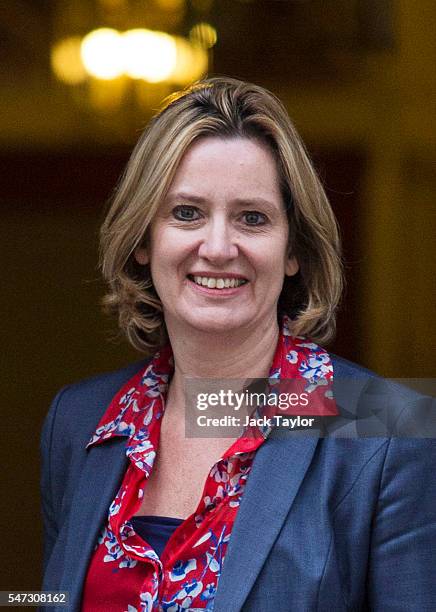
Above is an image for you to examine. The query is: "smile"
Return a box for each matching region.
[187,274,248,289]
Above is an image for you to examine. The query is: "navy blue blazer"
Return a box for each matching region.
[40,355,436,611]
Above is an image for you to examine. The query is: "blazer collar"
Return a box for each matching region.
[212,359,381,609]
[213,431,320,612]
[60,438,128,611]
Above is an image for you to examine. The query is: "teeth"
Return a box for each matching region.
[190,276,247,289]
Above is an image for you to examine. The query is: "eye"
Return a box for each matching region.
[172,205,201,221]
[242,211,268,226]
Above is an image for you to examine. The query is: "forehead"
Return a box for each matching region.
[168,136,283,201]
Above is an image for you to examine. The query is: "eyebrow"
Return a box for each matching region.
[166,192,206,204]
[165,192,281,212]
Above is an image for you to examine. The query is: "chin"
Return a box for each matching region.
[180,309,252,335]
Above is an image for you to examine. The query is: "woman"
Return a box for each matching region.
[41,77,435,611]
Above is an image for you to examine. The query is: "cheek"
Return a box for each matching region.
[149,228,194,276]
[252,237,289,271]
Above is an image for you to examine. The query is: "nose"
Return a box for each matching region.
[197,215,239,264]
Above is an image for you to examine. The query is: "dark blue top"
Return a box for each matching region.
[130,515,184,558]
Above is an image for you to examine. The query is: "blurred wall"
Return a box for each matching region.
[0,0,434,592]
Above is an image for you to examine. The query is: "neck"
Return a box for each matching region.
[165,313,281,410]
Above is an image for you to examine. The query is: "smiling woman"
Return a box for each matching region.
[40,77,436,612]
[99,77,342,354]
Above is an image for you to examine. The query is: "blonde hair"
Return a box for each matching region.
[100,76,343,354]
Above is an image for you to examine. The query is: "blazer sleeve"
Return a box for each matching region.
[365,437,436,611]
[40,386,70,574]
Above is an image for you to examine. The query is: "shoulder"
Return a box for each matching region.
[56,358,149,412]
[41,359,150,453]
[328,353,435,438]
[330,353,378,379]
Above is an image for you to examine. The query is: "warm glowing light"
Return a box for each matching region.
[171,38,208,84]
[189,22,217,48]
[51,37,87,84]
[55,25,210,88]
[123,29,177,82]
[81,28,124,79]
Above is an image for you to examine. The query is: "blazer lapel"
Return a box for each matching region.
[60,438,128,611]
[213,431,319,612]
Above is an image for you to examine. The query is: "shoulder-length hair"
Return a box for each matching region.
[100,76,343,354]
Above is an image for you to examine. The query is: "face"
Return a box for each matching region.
[135,136,298,336]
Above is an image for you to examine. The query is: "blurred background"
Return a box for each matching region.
[1,0,435,591]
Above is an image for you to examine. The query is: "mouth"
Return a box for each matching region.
[187,274,249,290]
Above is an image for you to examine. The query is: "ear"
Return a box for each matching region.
[134,247,149,265]
[285,256,299,277]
